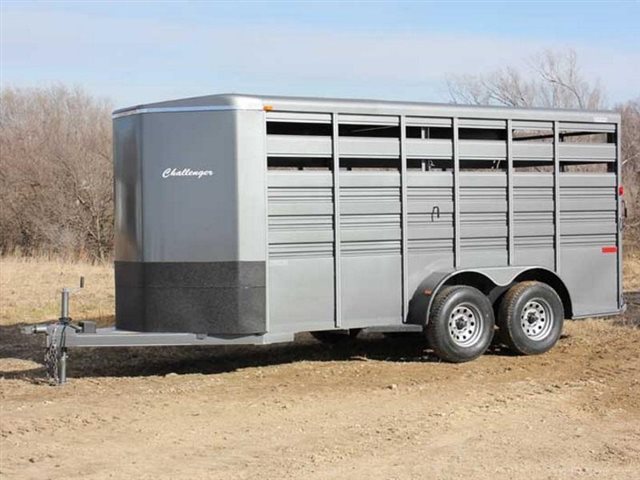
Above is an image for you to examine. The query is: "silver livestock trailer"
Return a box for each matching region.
[30,94,626,382]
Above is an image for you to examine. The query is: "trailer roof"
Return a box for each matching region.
[113,93,620,124]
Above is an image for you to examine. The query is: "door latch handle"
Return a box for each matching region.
[431,206,440,222]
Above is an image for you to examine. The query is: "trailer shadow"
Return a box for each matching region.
[0,322,524,383]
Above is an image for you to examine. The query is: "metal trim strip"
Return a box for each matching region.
[263,109,271,334]
[400,115,409,321]
[507,119,514,266]
[112,106,253,119]
[616,122,623,309]
[553,121,561,273]
[453,117,461,268]
[332,112,342,328]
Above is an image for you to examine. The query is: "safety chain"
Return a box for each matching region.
[44,325,60,384]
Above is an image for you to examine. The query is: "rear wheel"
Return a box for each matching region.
[425,285,495,363]
[497,281,564,355]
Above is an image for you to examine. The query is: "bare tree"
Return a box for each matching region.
[619,99,640,246]
[447,49,605,110]
[0,85,113,260]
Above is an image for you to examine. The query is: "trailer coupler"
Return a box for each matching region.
[27,320,90,385]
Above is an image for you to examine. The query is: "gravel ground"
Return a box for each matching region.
[1,310,639,480]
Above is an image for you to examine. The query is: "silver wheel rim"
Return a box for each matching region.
[520,298,554,340]
[448,303,483,347]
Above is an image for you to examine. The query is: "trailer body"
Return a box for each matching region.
[111,94,624,339]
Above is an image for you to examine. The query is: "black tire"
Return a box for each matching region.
[425,285,495,363]
[497,281,564,355]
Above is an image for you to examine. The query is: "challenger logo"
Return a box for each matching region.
[162,168,214,179]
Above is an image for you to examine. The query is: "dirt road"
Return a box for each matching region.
[1,316,639,480]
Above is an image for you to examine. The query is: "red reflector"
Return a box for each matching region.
[602,246,618,254]
[619,185,624,196]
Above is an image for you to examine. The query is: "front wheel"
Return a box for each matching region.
[425,285,495,363]
[497,281,564,355]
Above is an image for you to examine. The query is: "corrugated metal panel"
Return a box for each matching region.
[267,135,331,157]
[514,174,554,187]
[558,144,616,162]
[339,114,399,125]
[560,174,616,187]
[459,173,508,265]
[460,237,508,249]
[512,173,555,266]
[559,122,616,133]
[407,200,454,215]
[459,119,507,129]
[560,174,617,212]
[408,238,454,253]
[459,141,507,161]
[339,171,403,326]
[267,172,333,188]
[341,172,400,187]
[267,172,334,258]
[513,143,553,163]
[512,120,553,130]
[405,139,453,159]
[559,173,617,241]
[340,173,401,253]
[266,111,332,123]
[407,171,454,244]
[407,172,454,187]
[267,170,336,332]
[339,137,400,158]
[459,174,507,187]
[514,236,554,248]
[560,233,617,246]
[406,116,452,127]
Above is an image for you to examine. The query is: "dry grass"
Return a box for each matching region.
[0,256,114,326]
[1,253,639,327]
[624,250,640,291]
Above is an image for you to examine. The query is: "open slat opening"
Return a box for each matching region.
[268,157,332,171]
[267,122,332,136]
[406,126,453,139]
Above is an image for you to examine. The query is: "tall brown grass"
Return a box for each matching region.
[0,255,114,326]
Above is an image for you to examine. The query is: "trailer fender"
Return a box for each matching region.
[407,266,573,325]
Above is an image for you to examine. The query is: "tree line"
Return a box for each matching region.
[1,85,113,260]
[0,50,638,261]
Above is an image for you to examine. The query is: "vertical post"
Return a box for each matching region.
[59,349,68,385]
[616,122,623,309]
[507,119,514,266]
[400,115,409,321]
[263,110,271,334]
[553,121,561,273]
[60,288,70,322]
[453,118,461,268]
[331,113,342,328]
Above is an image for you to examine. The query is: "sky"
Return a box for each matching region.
[1,1,639,109]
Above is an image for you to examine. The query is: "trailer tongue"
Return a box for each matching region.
[26,279,418,385]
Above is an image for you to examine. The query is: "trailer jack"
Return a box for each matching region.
[27,277,85,385]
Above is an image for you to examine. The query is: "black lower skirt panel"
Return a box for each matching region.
[115,261,266,335]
